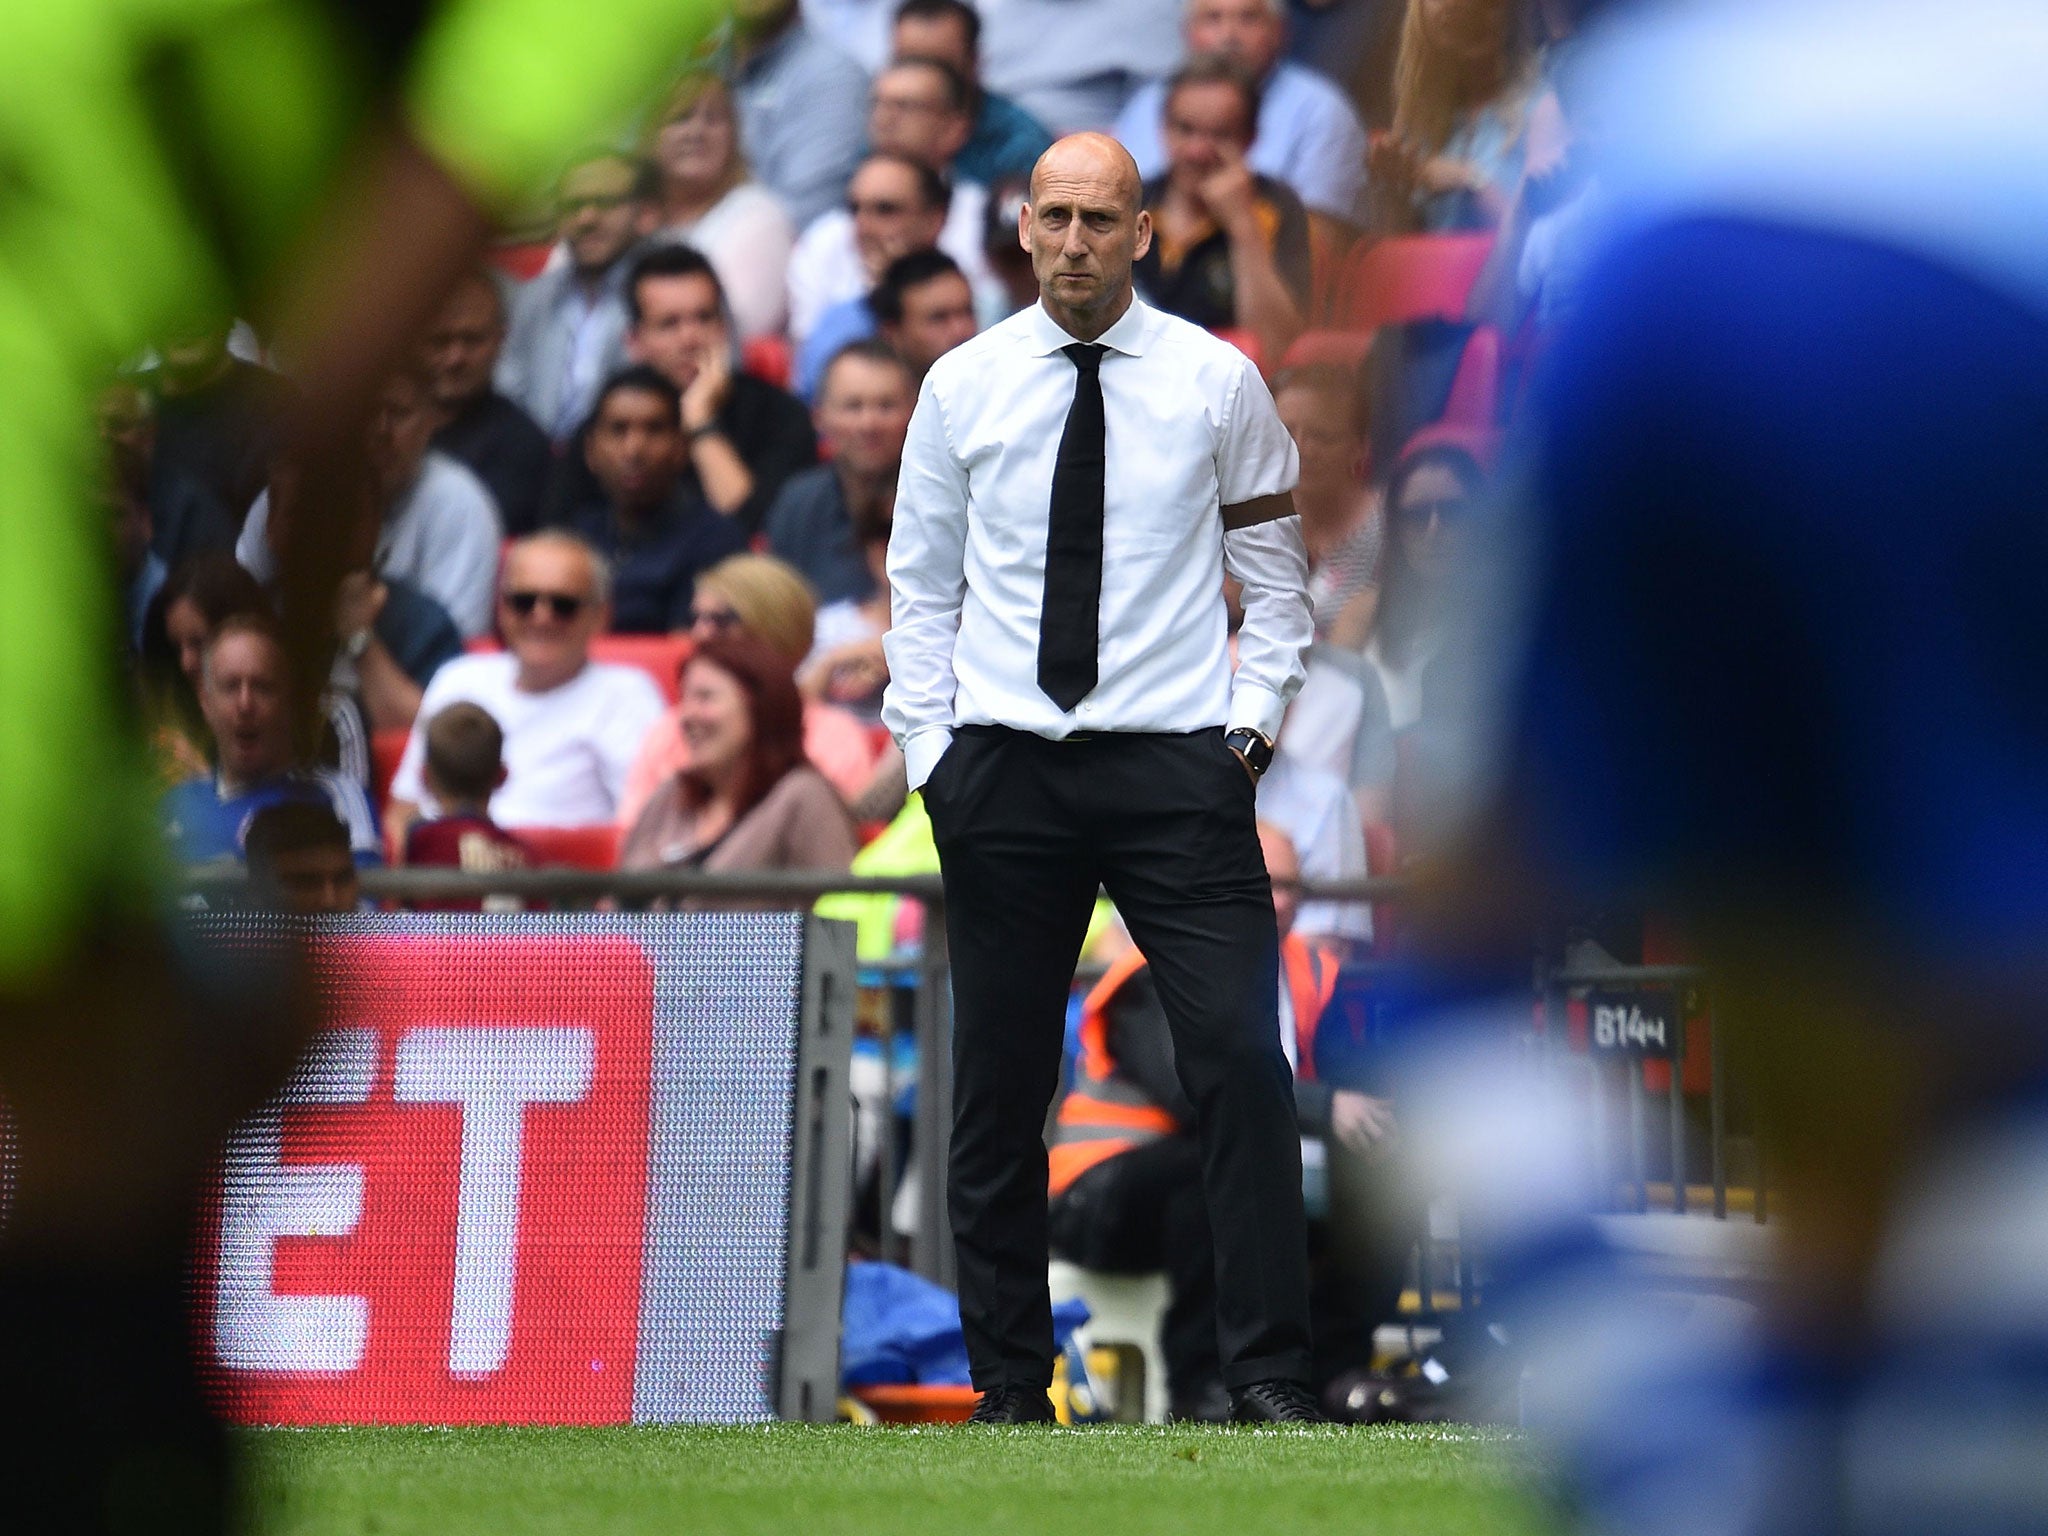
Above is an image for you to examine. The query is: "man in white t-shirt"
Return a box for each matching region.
[384,532,665,846]
[239,366,504,638]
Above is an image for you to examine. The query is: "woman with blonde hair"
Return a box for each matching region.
[617,553,879,824]
[1370,0,1548,231]
[645,71,795,339]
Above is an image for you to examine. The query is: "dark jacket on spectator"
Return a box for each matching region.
[432,389,554,536]
[374,577,467,686]
[561,487,749,634]
[762,463,876,605]
[147,461,237,567]
[154,357,295,523]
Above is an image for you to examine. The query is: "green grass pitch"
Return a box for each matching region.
[241,1422,1561,1535]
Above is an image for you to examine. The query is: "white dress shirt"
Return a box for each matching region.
[883,297,1311,790]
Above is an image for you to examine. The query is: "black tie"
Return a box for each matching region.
[1038,342,1107,712]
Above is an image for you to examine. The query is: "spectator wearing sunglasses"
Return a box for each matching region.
[558,366,746,634]
[1363,429,1489,735]
[383,532,666,851]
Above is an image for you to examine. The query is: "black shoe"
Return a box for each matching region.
[1230,1379,1327,1424]
[966,1385,1058,1425]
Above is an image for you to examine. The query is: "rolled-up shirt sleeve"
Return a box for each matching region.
[1218,358,1311,739]
[882,375,970,790]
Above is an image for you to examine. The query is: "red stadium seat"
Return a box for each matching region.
[459,634,693,701]
[1337,234,1493,331]
[1278,320,1501,428]
[742,335,792,390]
[517,824,622,870]
[370,727,409,812]
[589,633,693,704]
[1440,325,1502,428]
[1279,329,1374,373]
[488,241,554,282]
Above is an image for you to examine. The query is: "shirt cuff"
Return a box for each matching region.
[902,727,955,792]
[1226,683,1286,744]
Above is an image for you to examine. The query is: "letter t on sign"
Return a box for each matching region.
[394,1026,595,1378]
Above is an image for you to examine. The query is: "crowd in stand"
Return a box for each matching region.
[113,0,1590,1414]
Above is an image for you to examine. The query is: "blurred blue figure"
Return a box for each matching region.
[1422,2,2048,1533]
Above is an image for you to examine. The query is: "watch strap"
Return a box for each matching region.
[1224,727,1274,776]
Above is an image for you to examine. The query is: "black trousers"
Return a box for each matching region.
[924,725,1312,1392]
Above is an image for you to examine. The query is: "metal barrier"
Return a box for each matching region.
[1541,961,1765,1225]
[187,868,1762,1293]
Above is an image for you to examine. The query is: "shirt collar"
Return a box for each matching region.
[1021,296,1154,359]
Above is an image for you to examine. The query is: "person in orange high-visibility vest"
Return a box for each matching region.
[1048,820,1401,1419]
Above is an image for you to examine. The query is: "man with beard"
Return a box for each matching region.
[559,366,746,633]
[545,244,817,536]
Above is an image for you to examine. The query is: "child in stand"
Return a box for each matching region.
[401,702,530,907]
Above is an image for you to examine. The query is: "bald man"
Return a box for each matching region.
[884,136,1322,1424]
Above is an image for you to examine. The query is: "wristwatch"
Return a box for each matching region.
[1223,727,1275,777]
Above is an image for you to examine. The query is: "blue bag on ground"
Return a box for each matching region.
[841,1261,1088,1387]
